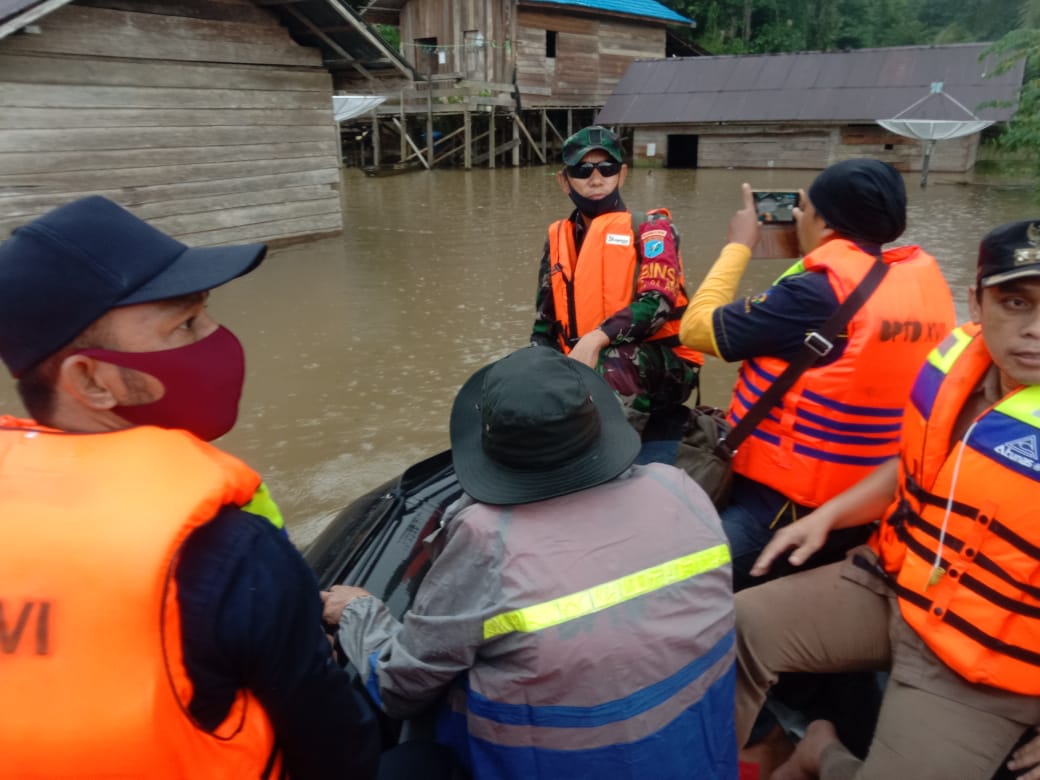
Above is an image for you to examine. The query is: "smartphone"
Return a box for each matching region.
[752,191,800,224]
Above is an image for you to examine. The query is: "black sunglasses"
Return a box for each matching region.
[566,160,622,179]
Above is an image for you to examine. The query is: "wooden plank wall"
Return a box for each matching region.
[0,0,343,246]
[698,128,833,170]
[516,9,663,107]
[633,124,979,174]
[400,0,509,82]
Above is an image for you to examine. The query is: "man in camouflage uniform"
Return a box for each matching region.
[530,126,702,446]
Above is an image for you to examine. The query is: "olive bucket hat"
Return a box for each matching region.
[449,347,640,505]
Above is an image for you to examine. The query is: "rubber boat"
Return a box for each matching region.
[303,451,1024,780]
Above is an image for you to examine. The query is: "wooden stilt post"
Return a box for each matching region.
[426,79,434,169]
[464,108,472,170]
[371,110,380,168]
[489,111,496,169]
[511,113,546,164]
[567,108,573,138]
[390,116,431,170]
[512,113,520,167]
[335,121,344,168]
[541,109,547,163]
[399,89,407,162]
[920,139,936,188]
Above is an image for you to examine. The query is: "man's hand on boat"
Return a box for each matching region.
[750,509,834,577]
[750,459,900,578]
[1007,727,1040,780]
[321,585,373,624]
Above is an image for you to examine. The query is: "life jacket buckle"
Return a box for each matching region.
[803,331,833,356]
[714,437,736,460]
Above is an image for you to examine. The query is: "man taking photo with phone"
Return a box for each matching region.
[680,160,956,766]
[681,158,956,589]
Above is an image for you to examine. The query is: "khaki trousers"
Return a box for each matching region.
[735,561,1028,780]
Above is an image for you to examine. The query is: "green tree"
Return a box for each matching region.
[662,0,1024,54]
[985,25,1040,160]
[375,23,401,52]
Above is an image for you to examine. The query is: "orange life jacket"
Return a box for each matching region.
[0,417,282,778]
[547,211,703,365]
[728,239,955,508]
[873,324,1040,694]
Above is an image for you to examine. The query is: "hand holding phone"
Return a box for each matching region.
[752,191,800,224]
[749,189,801,259]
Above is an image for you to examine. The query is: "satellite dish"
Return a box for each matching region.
[877,82,994,187]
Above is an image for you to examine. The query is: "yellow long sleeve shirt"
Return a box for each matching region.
[679,243,753,357]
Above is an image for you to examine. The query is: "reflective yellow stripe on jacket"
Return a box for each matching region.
[242,481,285,530]
[483,544,731,640]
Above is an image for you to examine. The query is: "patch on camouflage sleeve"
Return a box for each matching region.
[643,238,665,259]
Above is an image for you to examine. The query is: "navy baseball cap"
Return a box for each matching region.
[0,196,267,377]
[977,220,1040,288]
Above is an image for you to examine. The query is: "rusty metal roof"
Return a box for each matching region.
[597,44,1024,126]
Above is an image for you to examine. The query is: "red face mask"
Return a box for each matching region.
[79,326,245,441]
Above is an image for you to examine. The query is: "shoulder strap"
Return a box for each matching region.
[630,211,644,293]
[717,257,890,458]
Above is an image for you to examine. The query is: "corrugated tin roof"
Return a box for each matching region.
[268,0,415,76]
[0,0,414,77]
[598,44,1024,125]
[522,0,691,25]
[0,0,45,23]
[0,0,73,39]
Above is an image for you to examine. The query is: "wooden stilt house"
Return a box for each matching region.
[0,0,406,244]
[598,44,1025,175]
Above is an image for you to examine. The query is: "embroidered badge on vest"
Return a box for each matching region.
[606,233,631,246]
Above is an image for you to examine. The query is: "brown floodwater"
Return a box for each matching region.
[2,167,1035,545]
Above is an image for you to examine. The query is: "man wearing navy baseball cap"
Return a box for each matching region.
[734,219,1040,779]
[0,197,379,777]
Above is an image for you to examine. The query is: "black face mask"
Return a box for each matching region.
[567,186,623,219]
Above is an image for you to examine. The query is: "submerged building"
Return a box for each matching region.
[597,44,1025,174]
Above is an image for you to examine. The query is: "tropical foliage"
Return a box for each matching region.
[665,0,1024,54]
[665,0,1039,176]
[982,15,1040,161]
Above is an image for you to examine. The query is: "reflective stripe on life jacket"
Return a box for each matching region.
[873,325,1040,694]
[0,418,281,777]
[727,239,955,508]
[547,211,703,365]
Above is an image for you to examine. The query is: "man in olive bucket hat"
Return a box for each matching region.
[323,346,737,780]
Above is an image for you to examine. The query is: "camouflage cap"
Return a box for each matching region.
[561,125,623,166]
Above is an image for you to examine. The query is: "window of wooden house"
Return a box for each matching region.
[546,30,557,59]
[415,36,438,76]
[464,30,485,79]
